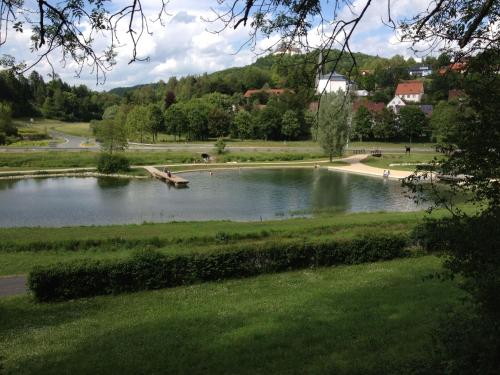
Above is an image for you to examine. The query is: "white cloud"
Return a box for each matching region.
[1,0,436,90]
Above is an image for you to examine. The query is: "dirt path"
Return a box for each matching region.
[327,154,413,180]
[0,275,27,297]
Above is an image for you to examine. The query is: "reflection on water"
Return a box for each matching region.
[0,169,425,227]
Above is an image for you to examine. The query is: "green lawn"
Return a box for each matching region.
[0,211,437,276]
[349,141,435,150]
[362,153,444,171]
[0,256,462,374]
[0,151,327,171]
[53,122,92,137]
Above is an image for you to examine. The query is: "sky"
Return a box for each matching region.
[3,0,434,90]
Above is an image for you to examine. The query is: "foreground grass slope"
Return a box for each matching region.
[0,256,461,375]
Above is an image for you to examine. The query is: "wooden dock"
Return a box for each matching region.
[143,166,189,187]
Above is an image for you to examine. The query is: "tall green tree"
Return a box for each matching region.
[126,106,149,143]
[352,106,372,142]
[233,110,254,140]
[373,108,397,141]
[281,110,300,140]
[317,93,352,161]
[398,106,428,143]
[0,102,16,144]
[146,104,165,143]
[257,106,281,140]
[95,118,128,154]
[164,104,187,141]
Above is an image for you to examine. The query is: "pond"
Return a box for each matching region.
[0,168,423,227]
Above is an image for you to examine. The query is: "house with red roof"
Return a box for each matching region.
[394,80,424,102]
[353,99,385,114]
[386,80,425,114]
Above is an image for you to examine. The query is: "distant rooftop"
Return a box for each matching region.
[318,72,349,82]
[395,80,424,95]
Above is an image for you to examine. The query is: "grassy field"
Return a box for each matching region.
[0,256,462,374]
[362,153,444,171]
[53,122,92,137]
[0,150,327,171]
[349,141,435,150]
[0,210,437,276]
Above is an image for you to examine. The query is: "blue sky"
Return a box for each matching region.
[3,0,433,90]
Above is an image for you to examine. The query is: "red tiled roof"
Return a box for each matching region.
[353,99,385,113]
[395,81,424,96]
[243,88,290,98]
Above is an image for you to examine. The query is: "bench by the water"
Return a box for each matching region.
[143,166,189,187]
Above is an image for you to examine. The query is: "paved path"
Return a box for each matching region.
[0,275,27,297]
[328,154,413,180]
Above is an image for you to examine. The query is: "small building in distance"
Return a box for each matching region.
[272,43,302,56]
[316,72,357,94]
[386,95,407,114]
[353,99,385,114]
[408,64,433,77]
[394,80,424,102]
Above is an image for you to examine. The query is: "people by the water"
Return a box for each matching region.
[383,170,391,178]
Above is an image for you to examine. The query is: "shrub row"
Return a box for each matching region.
[29,234,408,302]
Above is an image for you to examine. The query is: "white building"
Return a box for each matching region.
[316,72,357,94]
[387,96,406,114]
[394,80,424,103]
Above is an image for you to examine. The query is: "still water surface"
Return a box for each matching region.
[0,169,422,227]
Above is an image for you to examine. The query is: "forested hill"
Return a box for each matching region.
[108,50,392,101]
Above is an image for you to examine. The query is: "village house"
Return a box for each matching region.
[316,71,368,96]
[316,72,356,94]
[394,80,424,102]
[272,43,302,55]
[408,64,433,77]
[353,99,385,114]
[387,80,425,112]
[386,95,406,114]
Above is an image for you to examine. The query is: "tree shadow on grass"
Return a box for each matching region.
[5,264,461,375]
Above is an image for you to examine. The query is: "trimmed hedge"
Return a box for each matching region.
[29,235,408,302]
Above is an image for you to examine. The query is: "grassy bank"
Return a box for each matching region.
[362,153,443,171]
[0,256,462,374]
[0,211,435,276]
[0,150,327,171]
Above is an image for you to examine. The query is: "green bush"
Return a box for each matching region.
[0,132,5,145]
[28,235,408,301]
[97,153,130,173]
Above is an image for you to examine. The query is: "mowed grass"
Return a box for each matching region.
[0,150,326,171]
[0,211,433,276]
[53,122,92,137]
[0,256,462,374]
[14,119,93,138]
[362,153,444,171]
[349,141,436,150]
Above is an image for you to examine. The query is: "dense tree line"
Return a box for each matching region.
[352,106,430,143]
[94,90,317,144]
[0,70,120,121]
